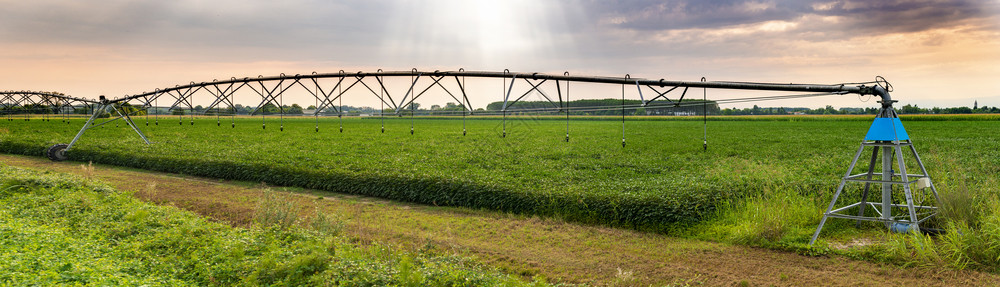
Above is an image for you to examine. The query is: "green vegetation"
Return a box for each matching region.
[2,115,999,272]
[0,165,539,285]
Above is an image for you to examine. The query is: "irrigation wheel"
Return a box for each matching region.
[46,144,69,161]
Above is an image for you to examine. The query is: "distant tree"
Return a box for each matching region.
[950,107,973,114]
[899,104,925,114]
[117,102,146,116]
[255,103,280,115]
[431,104,441,110]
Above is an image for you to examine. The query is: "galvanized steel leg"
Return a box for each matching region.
[895,145,920,230]
[857,147,879,227]
[66,103,106,151]
[811,142,867,245]
[909,143,941,204]
[881,145,893,227]
[112,105,151,144]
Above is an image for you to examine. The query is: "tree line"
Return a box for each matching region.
[485,99,721,116]
[720,103,1000,115]
[4,100,998,116]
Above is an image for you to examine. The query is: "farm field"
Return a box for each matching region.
[2,115,1000,270]
[4,154,999,286]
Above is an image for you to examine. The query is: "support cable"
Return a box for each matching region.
[458,91,837,115]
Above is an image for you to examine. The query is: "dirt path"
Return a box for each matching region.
[2,154,997,286]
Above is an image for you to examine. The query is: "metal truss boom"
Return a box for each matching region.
[103,70,888,106]
[4,69,895,156]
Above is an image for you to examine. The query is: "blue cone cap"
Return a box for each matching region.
[865,117,909,141]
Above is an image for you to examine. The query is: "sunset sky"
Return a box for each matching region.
[2,0,998,109]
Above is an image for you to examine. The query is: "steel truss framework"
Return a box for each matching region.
[7,70,886,147]
[809,103,940,244]
[1,91,98,122]
[3,70,932,241]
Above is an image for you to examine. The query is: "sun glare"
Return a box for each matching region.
[382,0,569,69]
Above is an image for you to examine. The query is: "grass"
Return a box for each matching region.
[2,114,1000,271]
[0,164,541,286]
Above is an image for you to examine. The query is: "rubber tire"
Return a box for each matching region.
[46,144,69,161]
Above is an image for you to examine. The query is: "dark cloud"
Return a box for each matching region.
[0,0,394,60]
[586,0,998,35]
[814,0,998,34]
[584,0,805,30]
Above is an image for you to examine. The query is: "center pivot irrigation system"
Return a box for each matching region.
[1,69,938,243]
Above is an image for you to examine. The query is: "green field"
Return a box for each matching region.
[2,115,1000,270]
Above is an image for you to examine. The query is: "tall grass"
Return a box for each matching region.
[253,188,297,229]
[692,188,820,249]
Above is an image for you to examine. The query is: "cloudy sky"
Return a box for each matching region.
[2,0,998,109]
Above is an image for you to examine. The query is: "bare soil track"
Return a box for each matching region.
[2,154,997,286]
